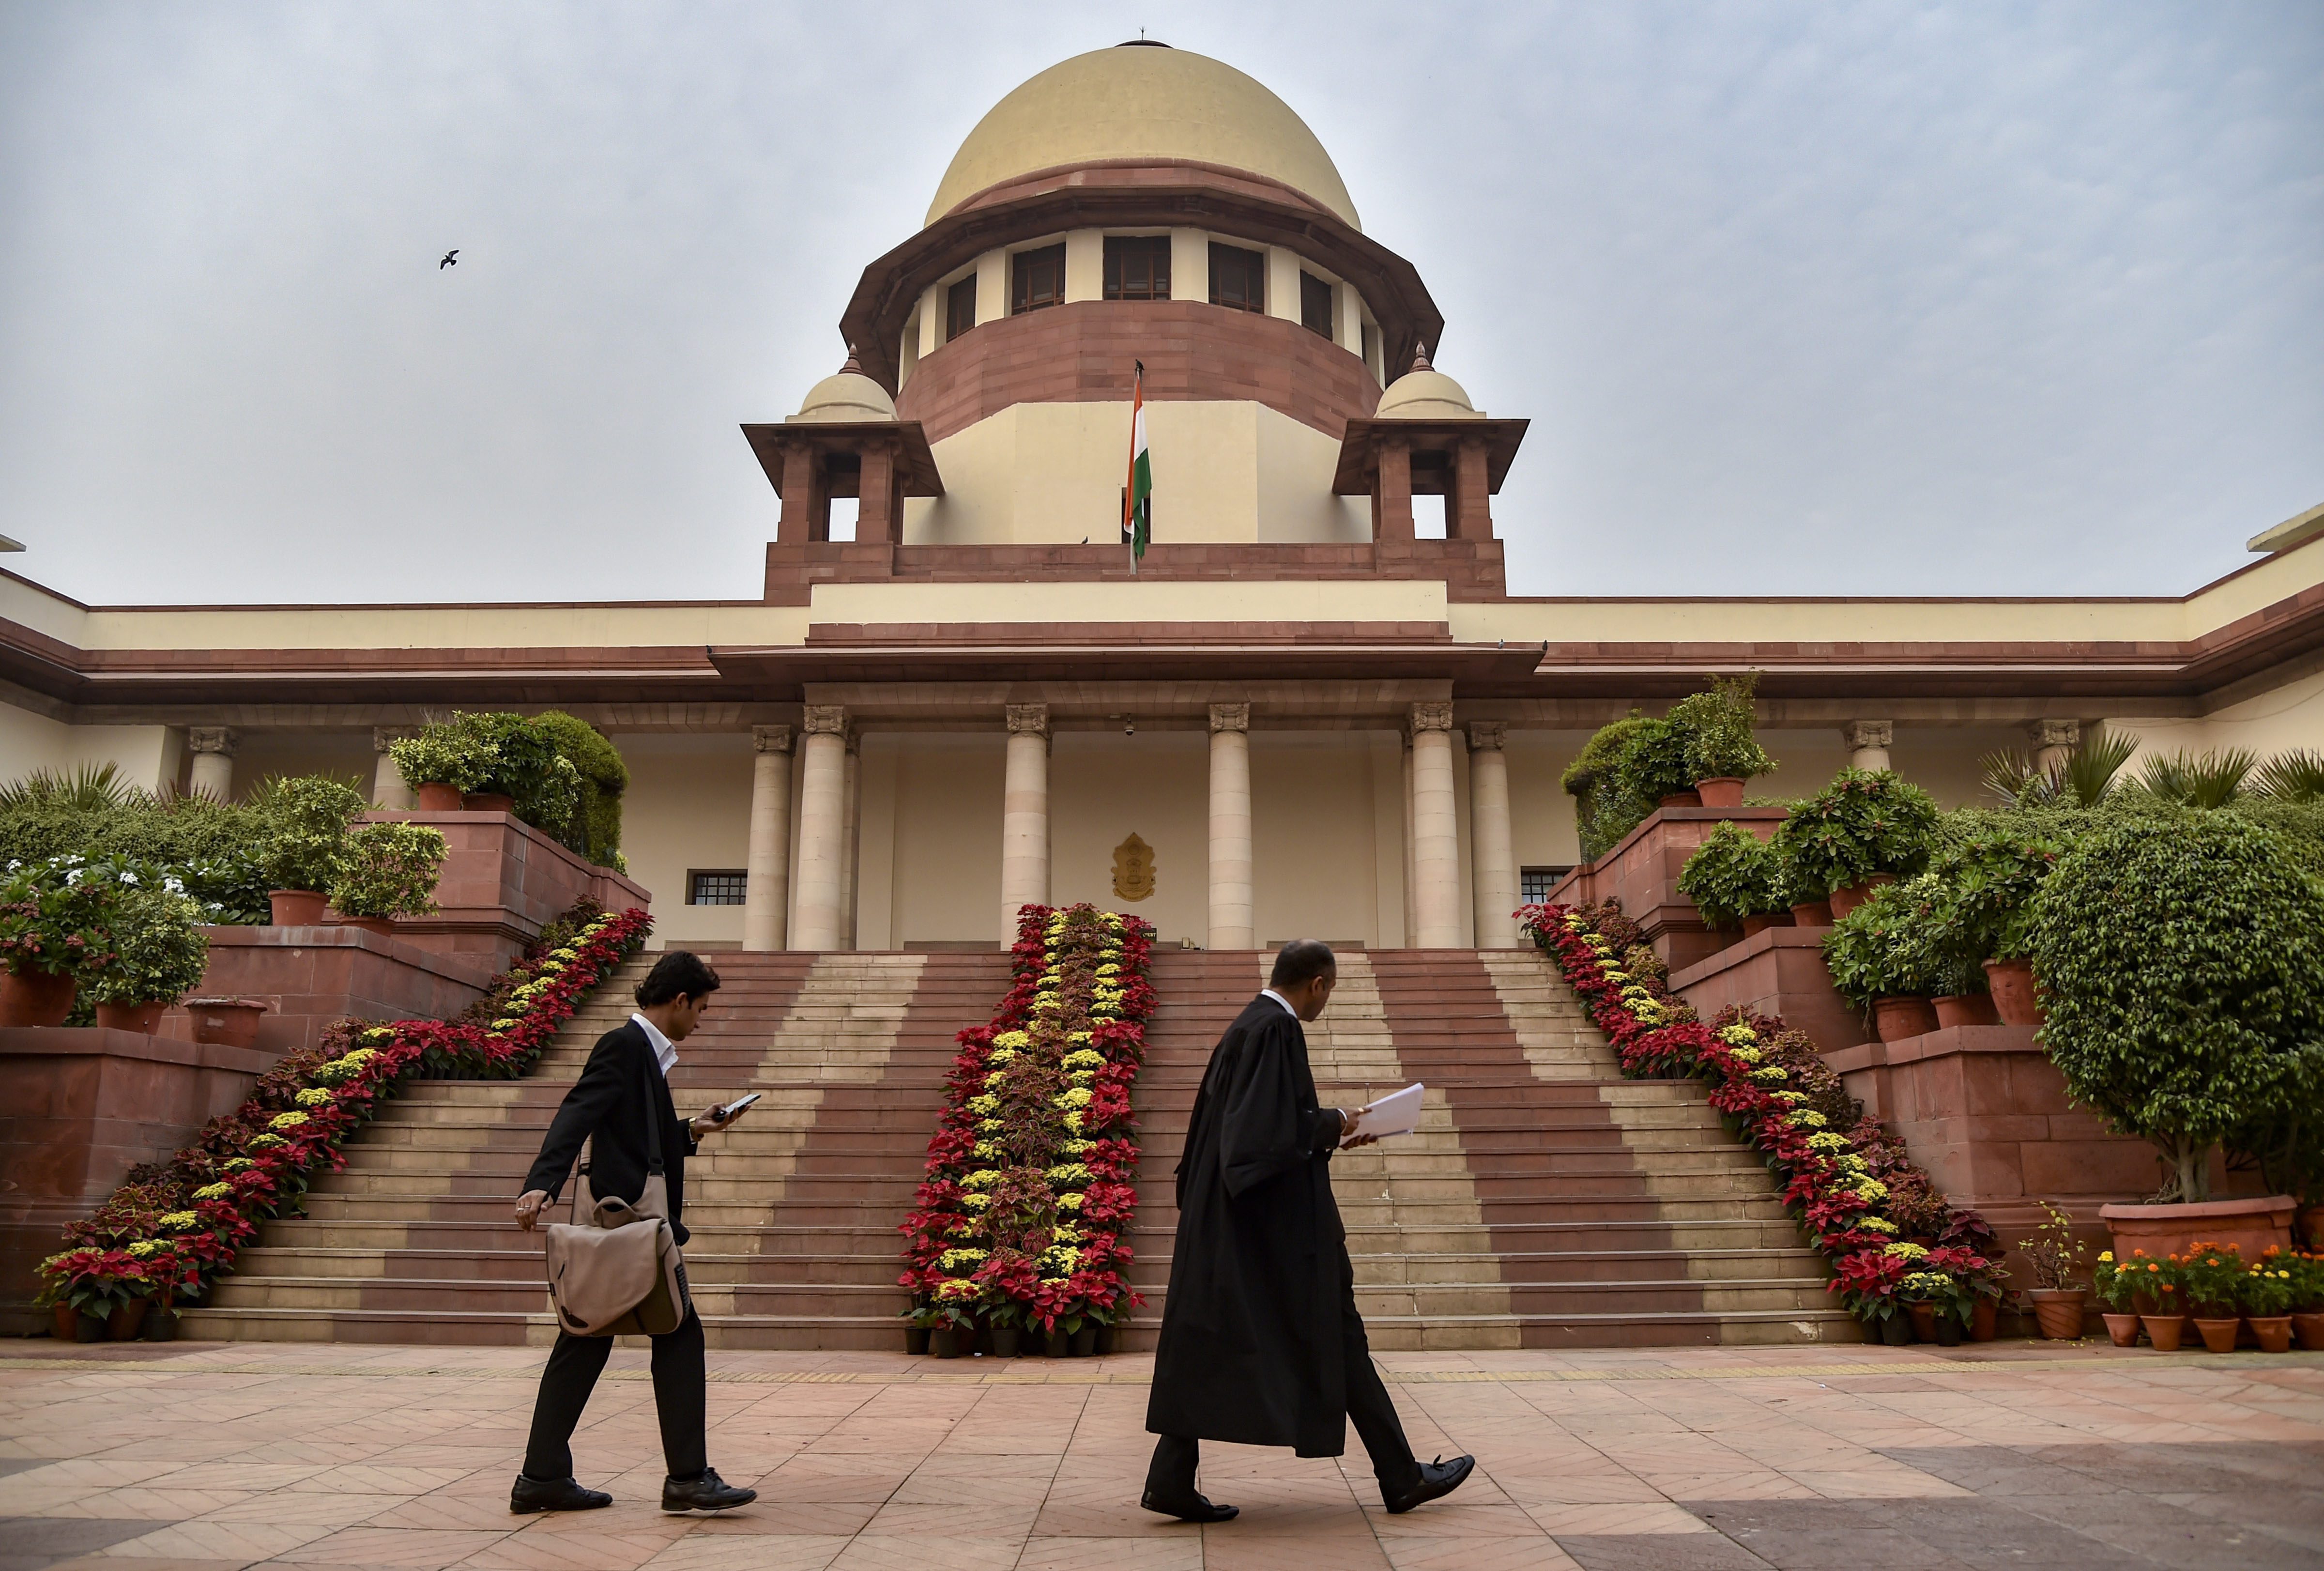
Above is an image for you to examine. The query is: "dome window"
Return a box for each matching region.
[1208,243,1265,314]
[946,277,977,342]
[1104,236,1172,301]
[1300,272,1334,338]
[1012,244,1067,315]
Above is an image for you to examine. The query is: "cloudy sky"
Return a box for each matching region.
[1,0,2318,605]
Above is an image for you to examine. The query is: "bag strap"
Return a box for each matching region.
[643,1047,666,1176]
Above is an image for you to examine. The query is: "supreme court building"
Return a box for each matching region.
[5,43,2322,953]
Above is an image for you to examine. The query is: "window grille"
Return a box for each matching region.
[1104,235,1172,300]
[1011,244,1067,314]
[1208,243,1265,313]
[688,870,748,906]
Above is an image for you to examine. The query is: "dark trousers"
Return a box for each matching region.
[1147,1266,1420,1499]
[521,1306,707,1481]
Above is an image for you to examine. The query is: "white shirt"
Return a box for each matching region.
[1260,988,1300,1020]
[631,1012,678,1077]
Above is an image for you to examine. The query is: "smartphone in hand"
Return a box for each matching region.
[710,1092,762,1124]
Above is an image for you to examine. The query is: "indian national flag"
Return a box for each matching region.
[1121,360,1151,562]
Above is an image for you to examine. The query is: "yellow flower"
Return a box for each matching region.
[126,1240,161,1258]
[193,1183,232,1201]
[967,1094,1000,1115]
[2098,1250,2114,1263]
[269,1111,308,1131]
[294,1087,334,1107]
[1055,1087,1094,1109]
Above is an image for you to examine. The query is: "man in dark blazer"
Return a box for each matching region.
[510,950,755,1515]
[1144,939,1474,1522]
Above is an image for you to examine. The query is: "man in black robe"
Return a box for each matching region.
[1144,939,1474,1522]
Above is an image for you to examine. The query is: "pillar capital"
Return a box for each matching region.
[752,724,794,755]
[2028,718,2081,750]
[1468,721,1506,752]
[186,726,239,756]
[1407,701,1455,736]
[1840,720,1893,752]
[1208,702,1249,735]
[371,725,417,754]
[1005,703,1049,739]
[803,704,850,738]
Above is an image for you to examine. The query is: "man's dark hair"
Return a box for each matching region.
[636,950,722,1007]
[1269,940,1336,989]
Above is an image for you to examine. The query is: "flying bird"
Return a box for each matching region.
[440,250,459,269]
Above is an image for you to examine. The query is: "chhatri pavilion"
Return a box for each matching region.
[4,42,2320,958]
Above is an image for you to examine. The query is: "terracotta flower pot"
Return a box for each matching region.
[2029,1288,2087,1340]
[107,1299,149,1341]
[1874,997,1940,1043]
[1906,1303,1938,1343]
[1696,777,1746,808]
[1741,914,1778,938]
[335,917,397,938]
[1983,959,2043,1026]
[1827,885,1869,920]
[2249,1315,2293,1354]
[92,1000,168,1034]
[1,968,78,1028]
[2291,1311,2324,1351]
[929,1327,963,1359]
[463,792,516,814]
[2300,1203,2324,1250]
[185,998,268,1049]
[2102,1195,2299,1265]
[1790,900,1834,928]
[1932,994,1999,1030]
[268,889,329,926]
[2100,1312,2142,1347]
[2191,1316,2241,1354]
[2141,1313,2187,1351]
[1970,1298,1998,1342]
[414,782,464,810]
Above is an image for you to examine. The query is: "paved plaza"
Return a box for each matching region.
[0,1341,2319,1571]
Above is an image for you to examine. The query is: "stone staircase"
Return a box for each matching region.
[181,947,1857,1349]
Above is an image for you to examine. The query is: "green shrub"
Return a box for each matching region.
[1563,715,1661,863]
[1668,673,1776,783]
[1614,716,1697,809]
[1820,874,1949,1007]
[0,858,122,978]
[393,713,583,841]
[2029,807,2324,1203]
[329,822,447,919]
[531,710,628,867]
[1676,822,1786,929]
[387,722,493,794]
[1771,768,1941,899]
[1925,822,2067,965]
[84,886,210,1005]
[248,775,367,894]
[0,792,273,924]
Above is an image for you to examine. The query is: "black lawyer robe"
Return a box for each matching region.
[1146,995,1350,1457]
[523,1021,701,1245]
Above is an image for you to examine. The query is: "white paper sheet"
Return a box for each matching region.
[1343,1082,1424,1143]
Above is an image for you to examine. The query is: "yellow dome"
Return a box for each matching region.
[927,44,1360,229]
[1376,346,1483,420]
[794,355,897,423]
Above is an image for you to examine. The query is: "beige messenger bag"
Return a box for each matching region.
[542,1111,690,1338]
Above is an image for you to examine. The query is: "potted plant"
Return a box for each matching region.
[1821,877,1945,1041]
[250,775,368,926]
[0,860,119,1026]
[85,884,210,1033]
[387,719,491,811]
[2017,1201,2089,1340]
[1930,825,2065,1027]
[1668,674,1777,808]
[2285,1250,2324,1351]
[1615,715,1700,812]
[986,1303,1024,1360]
[2239,1250,2298,1353]
[2178,1242,2247,1353]
[1771,769,1941,918]
[2034,809,2318,1243]
[926,1298,973,1359]
[461,713,582,832]
[1562,715,1664,863]
[2129,1253,2187,1350]
[327,821,447,937]
[2092,1251,2141,1347]
[1676,822,1788,940]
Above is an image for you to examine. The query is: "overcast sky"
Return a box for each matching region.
[1,0,2318,606]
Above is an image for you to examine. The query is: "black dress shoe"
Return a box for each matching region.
[1382,1454,1475,1514]
[662,1466,757,1513]
[509,1474,612,1513]
[1140,1488,1238,1523]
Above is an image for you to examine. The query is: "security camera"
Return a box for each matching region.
[1123,719,1136,737]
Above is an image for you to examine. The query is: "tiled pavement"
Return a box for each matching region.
[1,1342,2319,1570]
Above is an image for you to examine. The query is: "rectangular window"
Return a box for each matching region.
[1103,235,1172,300]
[946,276,976,341]
[1011,243,1067,315]
[1208,242,1265,313]
[687,870,748,907]
[1300,271,1334,337]
[1520,867,1573,905]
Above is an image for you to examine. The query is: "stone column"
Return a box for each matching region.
[841,731,863,951]
[370,726,417,809]
[1400,735,1417,945]
[1450,436,1492,540]
[186,727,238,802]
[1208,703,1254,950]
[1408,702,1462,948]
[791,706,850,950]
[743,725,793,953]
[1841,720,1893,774]
[1000,704,1051,942]
[1468,723,1519,947]
[2029,719,2080,776]
[1372,436,1415,543]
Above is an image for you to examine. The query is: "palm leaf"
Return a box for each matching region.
[2055,730,2138,807]
[0,761,146,812]
[2135,747,2257,809]
[2254,749,2324,803]
[1979,749,2040,805]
